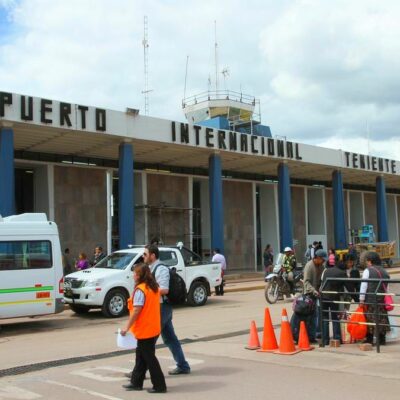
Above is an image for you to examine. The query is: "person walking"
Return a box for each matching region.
[144,244,191,375]
[121,263,167,393]
[263,244,274,276]
[212,248,227,296]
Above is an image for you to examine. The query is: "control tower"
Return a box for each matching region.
[182,90,271,137]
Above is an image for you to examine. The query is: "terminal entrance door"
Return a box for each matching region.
[15,168,34,214]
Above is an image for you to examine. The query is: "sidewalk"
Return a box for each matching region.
[224,266,400,293]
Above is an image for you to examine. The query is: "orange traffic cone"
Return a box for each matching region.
[257,307,278,352]
[245,320,261,350]
[274,308,301,355]
[298,321,314,351]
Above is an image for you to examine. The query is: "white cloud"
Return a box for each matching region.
[0,0,399,159]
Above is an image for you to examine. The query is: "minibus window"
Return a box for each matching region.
[0,240,52,270]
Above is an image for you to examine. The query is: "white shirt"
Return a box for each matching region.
[150,260,169,304]
[212,253,226,270]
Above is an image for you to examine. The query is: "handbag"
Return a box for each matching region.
[293,294,315,316]
[372,267,394,312]
[347,306,367,340]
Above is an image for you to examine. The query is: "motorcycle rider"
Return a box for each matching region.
[282,247,297,295]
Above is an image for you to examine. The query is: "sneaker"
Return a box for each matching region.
[168,367,191,375]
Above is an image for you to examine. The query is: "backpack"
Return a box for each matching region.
[292,294,315,316]
[153,264,187,305]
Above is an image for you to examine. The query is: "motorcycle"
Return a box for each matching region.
[264,263,304,304]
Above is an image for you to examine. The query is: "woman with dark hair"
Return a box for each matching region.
[75,252,89,270]
[121,263,167,393]
[359,251,390,345]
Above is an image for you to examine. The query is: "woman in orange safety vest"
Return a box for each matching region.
[120,263,167,393]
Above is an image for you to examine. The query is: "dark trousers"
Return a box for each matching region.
[131,336,166,391]
[215,280,225,295]
[322,300,341,345]
[215,271,225,296]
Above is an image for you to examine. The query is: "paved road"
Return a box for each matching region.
[1,289,400,399]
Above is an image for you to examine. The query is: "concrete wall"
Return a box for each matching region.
[54,166,107,262]
[33,165,50,216]
[223,180,255,271]
[349,191,364,230]
[198,179,211,256]
[307,188,325,235]
[259,183,279,267]
[387,195,398,257]
[325,189,335,249]
[146,174,189,246]
[291,186,306,261]
[363,192,377,234]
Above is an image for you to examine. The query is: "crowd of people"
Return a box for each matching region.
[62,245,106,275]
[263,239,392,346]
[300,244,391,346]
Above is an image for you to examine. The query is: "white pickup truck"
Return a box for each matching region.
[64,245,222,317]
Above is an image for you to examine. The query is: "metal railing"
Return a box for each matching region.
[182,90,257,108]
[319,277,400,353]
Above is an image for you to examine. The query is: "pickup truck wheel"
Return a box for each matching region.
[102,289,127,318]
[69,304,90,314]
[187,282,208,306]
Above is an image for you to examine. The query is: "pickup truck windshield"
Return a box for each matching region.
[95,252,137,270]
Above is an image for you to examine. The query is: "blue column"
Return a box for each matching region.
[0,127,15,217]
[209,154,224,254]
[118,142,135,249]
[332,170,347,249]
[376,176,389,242]
[277,163,293,252]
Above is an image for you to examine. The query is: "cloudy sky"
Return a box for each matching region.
[1,0,399,159]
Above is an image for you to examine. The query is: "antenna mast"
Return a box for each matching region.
[183,55,189,100]
[142,16,152,115]
[214,20,219,93]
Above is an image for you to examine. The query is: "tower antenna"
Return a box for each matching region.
[214,20,219,93]
[183,55,189,100]
[142,16,153,115]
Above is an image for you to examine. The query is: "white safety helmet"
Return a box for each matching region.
[284,246,292,252]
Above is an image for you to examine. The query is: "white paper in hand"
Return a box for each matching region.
[117,328,137,349]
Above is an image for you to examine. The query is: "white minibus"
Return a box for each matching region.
[0,213,64,319]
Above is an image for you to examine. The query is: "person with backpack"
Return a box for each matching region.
[144,244,191,375]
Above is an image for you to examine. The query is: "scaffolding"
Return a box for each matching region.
[134,204,206,252]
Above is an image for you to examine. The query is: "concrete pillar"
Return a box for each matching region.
[332,170,347,249]
[277,163,293,252]
[209,154,224,254]
[118,142,135,249]
[376,176,389,242]
[0,127,15,217]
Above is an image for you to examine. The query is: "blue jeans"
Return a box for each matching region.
[161,302,190,372]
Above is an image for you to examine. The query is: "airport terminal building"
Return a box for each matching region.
[1,90,400,270]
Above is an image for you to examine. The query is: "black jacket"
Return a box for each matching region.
[321,264,356,302]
